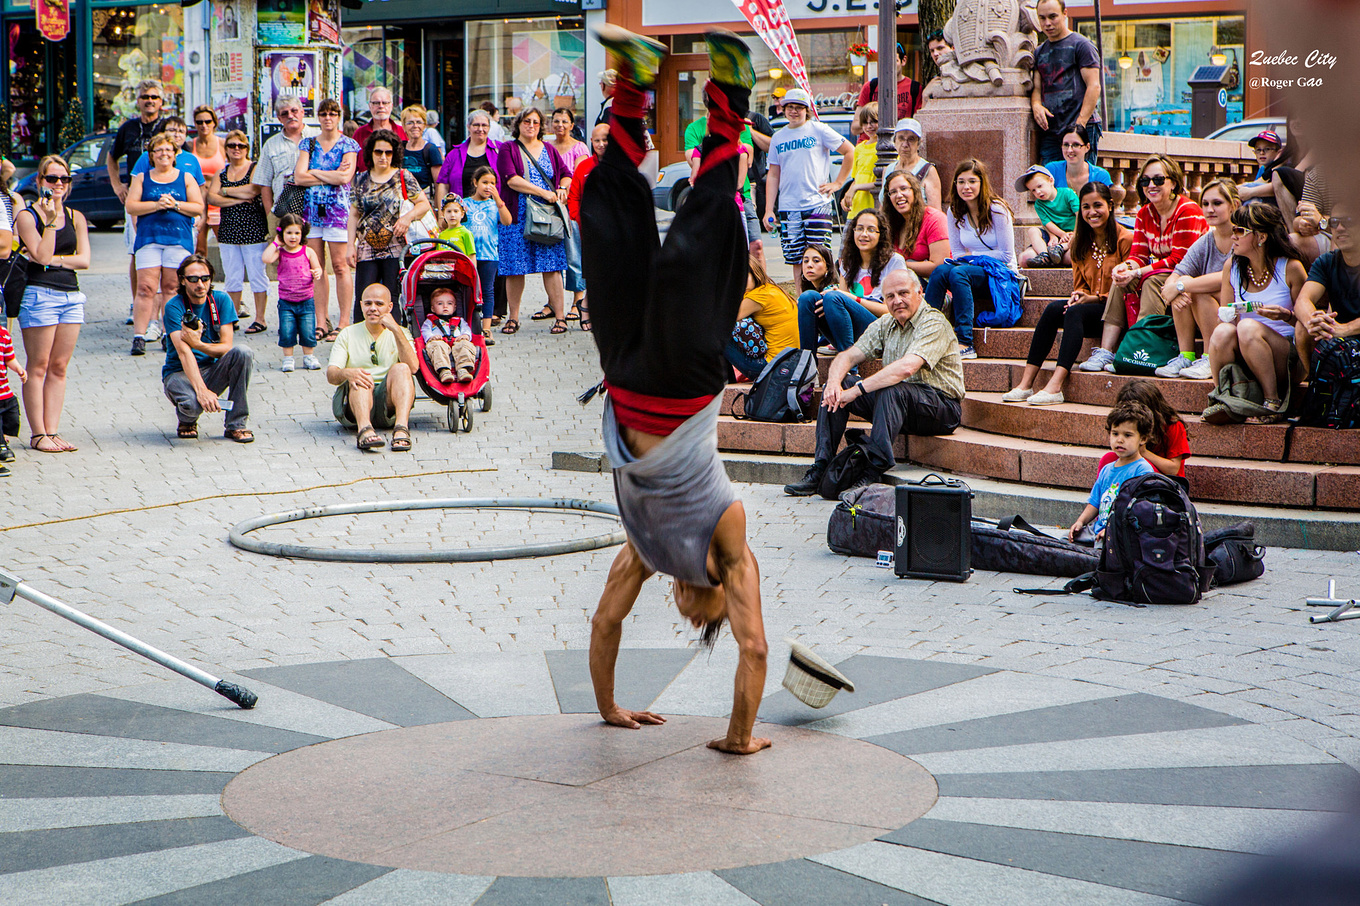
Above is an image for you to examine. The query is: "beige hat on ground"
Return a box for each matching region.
[782,640,856,708]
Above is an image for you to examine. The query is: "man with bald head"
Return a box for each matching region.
[785,268,966,495]
[326,283,419,451]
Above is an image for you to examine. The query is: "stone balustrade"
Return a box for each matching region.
[1097,132,1257,212]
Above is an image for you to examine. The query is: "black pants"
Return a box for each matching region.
[1027,299,1104,371]
[813,377,962,474]
[354,257,402,322]
[581,85,749,399]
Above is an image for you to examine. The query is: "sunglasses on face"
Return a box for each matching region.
[183,274,211,284]
[140,94,161,100]
[1230,226,1251,237]
[317,111,339,117]
[42,175,73,184]
[1137,174,1169,188]
[1331,215,1354,229]
[226,142,248,150]
[372,148,394,156]
[195,118,214,125]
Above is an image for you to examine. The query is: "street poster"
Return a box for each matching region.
[308,0,340,45]
[257,0,306,45]
[263,50,319,119]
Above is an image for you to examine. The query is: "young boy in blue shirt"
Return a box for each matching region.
[1068,401,1155,543]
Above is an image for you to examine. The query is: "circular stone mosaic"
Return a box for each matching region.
[222,714,938,877]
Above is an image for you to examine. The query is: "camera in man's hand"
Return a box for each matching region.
[181,309,202,332]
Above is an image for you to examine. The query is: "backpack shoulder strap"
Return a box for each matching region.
[1014,572,1097,596]
[997,515,1053,538]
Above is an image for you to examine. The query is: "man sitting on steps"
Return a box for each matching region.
[785,268,965,495]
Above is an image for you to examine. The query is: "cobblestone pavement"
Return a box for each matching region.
[2,231,1360,904]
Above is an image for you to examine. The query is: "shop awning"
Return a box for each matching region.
[343,0,581,24]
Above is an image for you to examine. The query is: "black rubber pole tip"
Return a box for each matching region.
[215,681,259,709]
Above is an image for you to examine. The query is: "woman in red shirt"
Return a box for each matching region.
[1080,155,1207,372]
[882,170,950,284]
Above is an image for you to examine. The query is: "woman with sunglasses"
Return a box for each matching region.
[126,132,204,359]
[347,129,430,324]
[1203,204,1308,423]
[191,105,226,257]
[294,98,360,341]
[208,130,270,334]
[1079,155,1206,372]
[15,155,90,453]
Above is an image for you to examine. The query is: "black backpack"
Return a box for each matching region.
[819,440,871,500]
[732,348,816,423]
[1204,521,1266,587]
[1298,337,1360,429]
[1095,472,1214,605]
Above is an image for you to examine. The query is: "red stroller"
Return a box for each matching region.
[402,239,492,433]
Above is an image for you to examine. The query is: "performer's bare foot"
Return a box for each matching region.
[601,707,667,729]
[708,735,773,755]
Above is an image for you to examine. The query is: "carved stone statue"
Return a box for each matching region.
[928,0,1041,99]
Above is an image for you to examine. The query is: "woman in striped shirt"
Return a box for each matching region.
[1080,155,1207,372]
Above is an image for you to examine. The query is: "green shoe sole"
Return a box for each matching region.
[594,24,667,90]
[706,29,756,90]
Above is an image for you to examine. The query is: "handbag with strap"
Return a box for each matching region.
[517,142,567,245]
[272,137,314,218]
[397,172,439,246]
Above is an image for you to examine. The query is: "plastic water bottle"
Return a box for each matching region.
[1219,300,1261,322]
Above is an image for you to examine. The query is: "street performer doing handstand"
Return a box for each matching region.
[582,26,771,755]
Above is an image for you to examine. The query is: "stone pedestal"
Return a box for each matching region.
[917,94,1040,226]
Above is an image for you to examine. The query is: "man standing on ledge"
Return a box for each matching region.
[1032,0,1103,164]
[583,26,771,756]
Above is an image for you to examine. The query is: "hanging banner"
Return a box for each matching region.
[729,0,813,99]
[36,0,69,41]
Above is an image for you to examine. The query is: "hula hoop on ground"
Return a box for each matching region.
[229,497,627,563]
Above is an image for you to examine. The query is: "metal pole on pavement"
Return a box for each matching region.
[873,0,900,196]
[0,568,258,708]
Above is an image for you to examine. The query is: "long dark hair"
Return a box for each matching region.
[1116,380,1182,451]
[796,243,839,294]
[948,157,1009,236]
[1069,182,1120,264]
[840,208,893,289]
[1229,203,1303,299]
[362,128,403,171]
[882,170,926,255]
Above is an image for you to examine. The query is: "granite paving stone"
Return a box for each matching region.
[127,854,393,905]
[239,658,474,726]
[321,871,495,905]
[716,857,940,905]
[0,764,234,800]
[0,816,251,875]
[544,648,696,714]
[605,871,761,906]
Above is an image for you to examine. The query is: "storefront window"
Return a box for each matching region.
[8,18,77,159]
[341,25,420,121]
[92,3,186,132]
[1079,16,1245,137]
[467,17,585,134]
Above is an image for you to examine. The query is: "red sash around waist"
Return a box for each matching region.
[606,382,715,437]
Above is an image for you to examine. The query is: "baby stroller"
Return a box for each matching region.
[402,239,492,433]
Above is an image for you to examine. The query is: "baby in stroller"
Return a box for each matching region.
[421,288,477,384]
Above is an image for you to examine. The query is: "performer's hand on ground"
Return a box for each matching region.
[601,707,667,729]
[708,735,772,755]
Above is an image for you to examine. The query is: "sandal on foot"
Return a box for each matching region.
[357,426,385,451]
[50,434,77,452]
[579,301,591,331]
[530,306,555,321]
[315,321,333,343]
[244,322,268,335]
[30,434,63,453]
[323,326,341,342]
[224,428,255,444]
[491,315,504,327]
[176,423,199,440]
[390,426,412,452]
[500,319,521,334]
[550,318,569,334]
[566,305,581,321]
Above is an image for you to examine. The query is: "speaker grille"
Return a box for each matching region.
[909,494,963,572]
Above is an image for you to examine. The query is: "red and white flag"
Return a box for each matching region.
[730,0,814,99]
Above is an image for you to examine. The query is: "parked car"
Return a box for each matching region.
[1206,117,1287,144]
[15,132,122,230]
[653,111,857,226]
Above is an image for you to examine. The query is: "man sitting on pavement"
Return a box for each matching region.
[162,255,255,442]
[327,283,419,452]
[785,268,964,495]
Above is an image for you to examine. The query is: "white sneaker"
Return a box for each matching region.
[1001,387,1034,402]
[1078,347,1114,372]
[303,354,322,370]
[1154,354,1192,378]
[1180,357,1213,380]
[145,319,162,343]
[281,356,295,373]
[1028,390,1065,406]
[125,303,134,325]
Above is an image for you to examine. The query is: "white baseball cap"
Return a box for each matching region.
[781,88,813,109]
[893,117,923,139]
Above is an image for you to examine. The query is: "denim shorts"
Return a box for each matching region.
[277,298,317,349]
[18,284,86,328]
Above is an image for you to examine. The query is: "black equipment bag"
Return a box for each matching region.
[819,441,872,500]
[1204,521,1266,587]
[1298,337,1360,429]
[972,515,1098,577]
[827,483,896,557]
[733,347,816,423]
